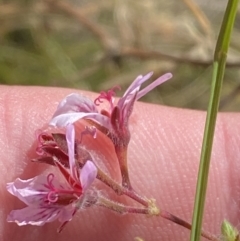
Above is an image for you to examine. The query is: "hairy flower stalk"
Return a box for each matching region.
[50,72,172,189]
[97,196,150,215]
[96,197,219,241]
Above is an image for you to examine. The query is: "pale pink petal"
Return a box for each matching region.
[121,92,137,124]
[115,72,172,125]
[7,206,61,226]
[122,72,154,99]
[7,175,69,206]
[136,73,172,100]
[53,93,98,118]
[66,124,75,178]
[117,72,153,112]
[7,204,75,227]
[50,112,111,129]
[80,161,97,191]
[7,177,49,205]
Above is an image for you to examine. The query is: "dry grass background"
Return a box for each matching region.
[0,0,240,110]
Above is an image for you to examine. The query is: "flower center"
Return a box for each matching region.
[44,173,82,205]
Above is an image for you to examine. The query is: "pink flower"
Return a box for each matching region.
[7,125,97,232]
[50,72,172,146]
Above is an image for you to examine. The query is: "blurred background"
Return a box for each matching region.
[0,0,240,110]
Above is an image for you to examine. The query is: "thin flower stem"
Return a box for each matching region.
[160,210,220,241]
[97,196,149,215]
[97,168,149,207]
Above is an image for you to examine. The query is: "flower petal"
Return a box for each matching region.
[7,204,75,227]
[50,112,111,129]
[121,91,137,125]
[80,161,97,191]
[117,72,153,111]
[7,177,49,205]
[122,72,154,100]
[53,93,98,118]
[7,206,60,226]
[7,175,70,206]
[66,124,75,178]
[136,73,172,100]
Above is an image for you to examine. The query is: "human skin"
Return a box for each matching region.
[0,86,240,241]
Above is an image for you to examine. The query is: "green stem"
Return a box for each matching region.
[190,1,239,241]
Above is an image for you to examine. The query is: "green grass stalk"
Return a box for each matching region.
[190,1,239,241]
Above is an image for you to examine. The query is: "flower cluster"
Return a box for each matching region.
[7,72,172,232]
[7,124,97,232]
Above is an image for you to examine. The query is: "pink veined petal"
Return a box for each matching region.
[53,93,98,118]
[7,205,69,226]
[50,112,111,129]
[7,175,72,206]
[7,177,49,206]
[136,73,172,100]
[80,161,97,191]
[66,124,76,178]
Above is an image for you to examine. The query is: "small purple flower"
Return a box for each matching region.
[7,124,97,232]
[50,72,172,146]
